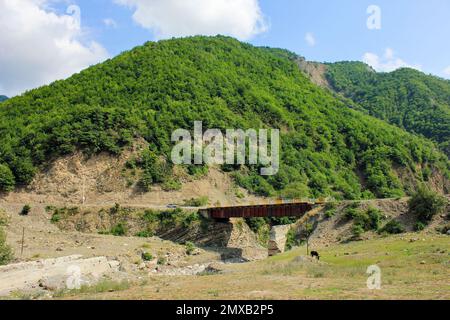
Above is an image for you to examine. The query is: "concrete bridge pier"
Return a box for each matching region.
[268,225,292,256]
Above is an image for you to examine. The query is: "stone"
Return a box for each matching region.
[0,255,122,296]
[268,225,292,256]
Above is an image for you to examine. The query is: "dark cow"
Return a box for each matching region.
[310,251,320,260]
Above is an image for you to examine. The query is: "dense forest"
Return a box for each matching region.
[0,96,8,103]
[325,62,450,156]
[0,36,448,199]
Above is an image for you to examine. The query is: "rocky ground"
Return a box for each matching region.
[0,191,448,299]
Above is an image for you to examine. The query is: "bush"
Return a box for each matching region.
[365,207,384,230]
[0,209,9,226]
[0,164,15,192]
[141,252,154,261]
[20,205,31,216]
[346,207,384,238]
[325,209,336,219]
[138,150,171,192]
[157,257,167,265]
[50,213,61,223]
[285,227,299,251]
[110,223,127,236]
[181,211,201,228]
[135,230,154,238]
[183,197,209,207]
[245,217,270,246]
[185,241,196,255]
[352,225,364,239]
[408,187,447,224]
[324,202,337,219]
[415,222,426,232]
[161,179,182,191]
[0,227,13,265]
[380,219,405,234]
[439,224,450,235]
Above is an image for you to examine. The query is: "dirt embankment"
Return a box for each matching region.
[50,205,267,262]
[296,197,449,248]
[2,142,264,208]
[295,57,331,89]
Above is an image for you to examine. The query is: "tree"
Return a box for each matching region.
[0,164,15,192]
[304,223,314,256]
[0,227,13,265]
[408,186,447,224]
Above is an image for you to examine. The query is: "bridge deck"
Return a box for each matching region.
[203,202,314,219]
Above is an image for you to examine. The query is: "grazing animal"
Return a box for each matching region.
[310,251,320,260]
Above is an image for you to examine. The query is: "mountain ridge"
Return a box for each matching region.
[294,58,450,156]
[0,36,448,199]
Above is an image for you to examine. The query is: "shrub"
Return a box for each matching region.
[380,219,405,234]
[157,256,167,265]
[324,202,337,219]
[364,207,384,230]
[138,150,171,192]
[439,224,450,235]
[185,242,196,255]
[245,218,270,246]
[135,230,154,238]
[0,209,9,226]
[181,211,200,228]
[345,207,361,220]
[183,197,209,207]
[346,207,384,238]
[325,209,336,219]
[0,164,15,192]
[0,227,13,265]
[110,223,127,236]
[349,202,361,209]
[141,252,154,261]
[415,222,426,232]
[50,213,61,223]
[161,179,182,191]
[325,202,337,211]
[20,205,31,216]
[352,225,364,239]
[408,187,447,224]
[110,203,121,215]
[285,227,299,251]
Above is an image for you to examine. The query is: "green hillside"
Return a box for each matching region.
[326,62,450,156]
[0,36,448,199]
[0,96,8,103]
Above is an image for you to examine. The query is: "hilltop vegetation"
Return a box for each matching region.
[0,36,449,199]
[0,96,8,103]
[326,62,450,156]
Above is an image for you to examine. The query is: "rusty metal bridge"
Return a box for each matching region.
[201,202,317,219]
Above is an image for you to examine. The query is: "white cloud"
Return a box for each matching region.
[115,0,268,40]
[443,66,450,78]
[362,48,421,72]
[103,18,118,28]
[0,0,109,97]
[305,32,316,47]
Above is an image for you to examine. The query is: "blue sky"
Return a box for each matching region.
[1,0,450,96]
[76,0,450,74]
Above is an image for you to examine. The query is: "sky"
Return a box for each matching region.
[1,0,450,97]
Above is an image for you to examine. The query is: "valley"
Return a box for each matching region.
[0,36,449,301]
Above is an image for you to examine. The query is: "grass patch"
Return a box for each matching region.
[183,197,209,207]
[55,279,131,297]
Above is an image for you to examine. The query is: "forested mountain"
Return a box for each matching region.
[325,62,450,156]
[0,96,8,102]
[0,36,448,199]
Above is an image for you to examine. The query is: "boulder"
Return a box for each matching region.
[268,225,291,256]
